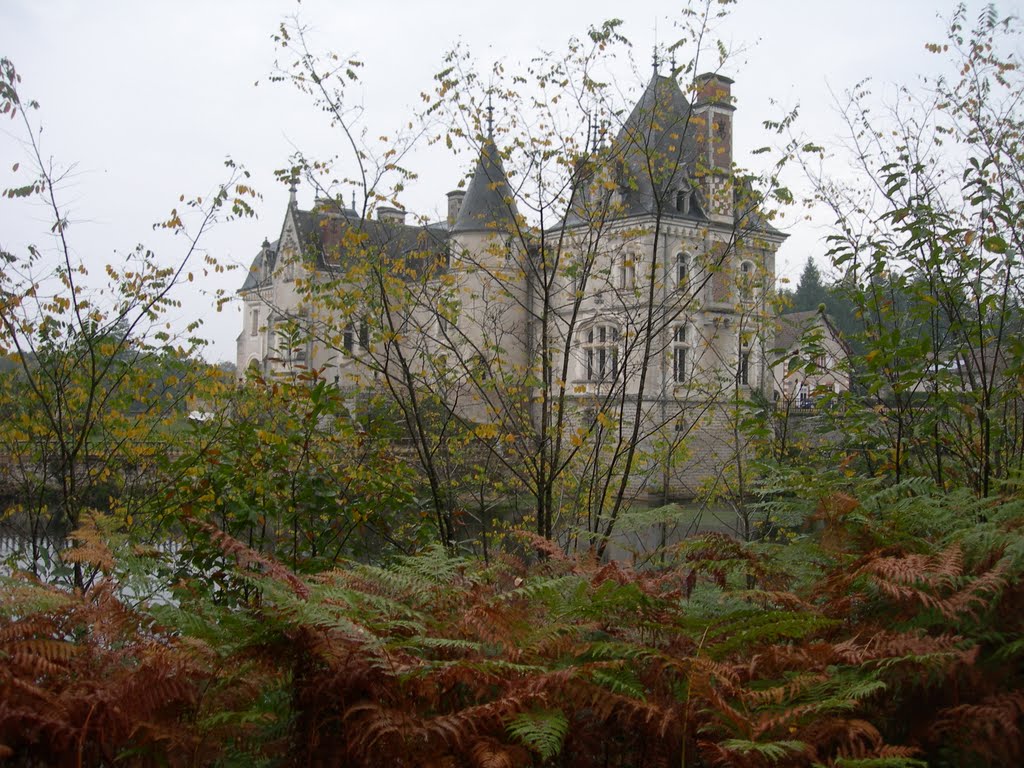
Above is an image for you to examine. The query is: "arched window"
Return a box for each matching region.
[675,252,689,292]
[672,323,690,384]
[584,324,620,382]
[739,260,756,302]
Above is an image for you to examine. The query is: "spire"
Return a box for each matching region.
[451,134,518,235]
[485,94,495,139]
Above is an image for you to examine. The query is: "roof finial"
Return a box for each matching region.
[351,189,356,211]
[288,179,297,207]
[485,94,495,139]
[652,16,659,76]
[670,48,677,75]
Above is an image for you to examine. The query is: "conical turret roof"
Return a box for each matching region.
[560,73,705,227]
[452,137,518,234]
[613,73,701,216]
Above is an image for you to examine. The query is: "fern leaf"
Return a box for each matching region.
[718,738,807,763]
[505,708,569,760]
[832,758,927,767]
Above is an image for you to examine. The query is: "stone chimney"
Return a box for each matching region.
[693,73,735,219]
[446,190,466,227]
[377,206,406,224]
[693,73,735,171]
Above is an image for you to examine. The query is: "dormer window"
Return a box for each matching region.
[675,188,690,215]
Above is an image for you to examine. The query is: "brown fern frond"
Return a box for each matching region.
[518,531,570,564]
[194,519,310,600]
[815,492,861,524]
[847,543,1007,622]
[6,638,77,663]
[63,514,115,573]
[343,701,412,754]
[460,603,529,657]
[932,690,1024,762]
[802,717,883,760]
[0,616,58,644]
[877,744,924,757]
[469,736,529,768]
[740,672,829,706]
[944,561,1008,619]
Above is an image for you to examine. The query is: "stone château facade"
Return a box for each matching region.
[237,69,789,502]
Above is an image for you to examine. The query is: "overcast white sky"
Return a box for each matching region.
[1,0,1011,363]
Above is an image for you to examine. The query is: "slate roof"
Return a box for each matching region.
[775,310,822,351]
[559,74,705,228]
[734,176,786,237]
[240,238,279,292]
[616,74,703,214]
[775,309,849,356]
[238,205,451,295]
[452,137,519,234]
[294,207,451,274]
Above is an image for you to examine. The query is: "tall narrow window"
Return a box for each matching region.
[739,260,756,302]
[584,324,620,382]
[250,308,259,337]
[675,253,689,292]
[343,326,354,354]
[619,256,636,291]
[359,319,370,349]
[672,324,689,384]
[737,334,751,386]
[738,350,750,385]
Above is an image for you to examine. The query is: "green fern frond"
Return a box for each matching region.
[831,758,927,767]
[720,738,806,763]
[575,640,656,663]
[991,637,1024,663]
[501,574,583,606]
[0,577,74,617]
[842,676,888,701]
[589,665,647,699]
[506,708,569,760]
[468,658,548,675]
[403,635,484,653]
[394,543,472,586]
[613,503,701,533]
[707,610,838,657]
[799,671,887,716]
